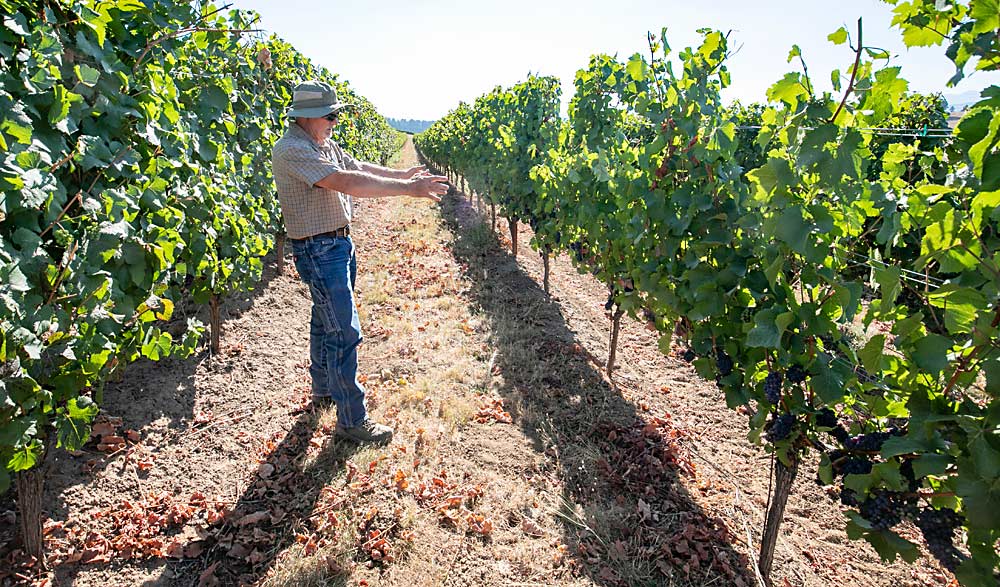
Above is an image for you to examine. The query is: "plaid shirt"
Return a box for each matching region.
[271,124,361,239]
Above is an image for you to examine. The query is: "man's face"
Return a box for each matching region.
[298,112,338,139]
[318,112,339,135]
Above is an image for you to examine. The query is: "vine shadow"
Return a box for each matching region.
[434,185,758,587]
[164,412,361,586]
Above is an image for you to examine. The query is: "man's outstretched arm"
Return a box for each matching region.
[314,169,447,201]
[354,161,429,180]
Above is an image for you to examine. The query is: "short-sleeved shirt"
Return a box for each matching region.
[271,123,361,239]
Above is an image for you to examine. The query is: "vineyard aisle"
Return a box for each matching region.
[14,138,952,587]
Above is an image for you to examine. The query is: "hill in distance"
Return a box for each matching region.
[942,89,989,111]
[387,118,435,134]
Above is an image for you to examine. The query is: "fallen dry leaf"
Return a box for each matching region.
[466,513,493,535]
[226,543,251,559]
[237,510,269,526]
[198,561,220,587]
[164,539,185,559]
[185,542,205,558]
[79,548,110,564]
[521,517,545,537]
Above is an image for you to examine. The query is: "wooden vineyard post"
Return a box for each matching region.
[541,250,550,294]
[607,307,625,375]
[210,294,222,355]
[759,456,799,585]
[276,232,286,275]
[508,217,518,257]
[490,202,496,232]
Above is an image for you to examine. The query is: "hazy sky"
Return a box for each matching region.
[230,0,999,120]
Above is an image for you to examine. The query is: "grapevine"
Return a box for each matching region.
[0,0,401,560]
[416,4,1000,584]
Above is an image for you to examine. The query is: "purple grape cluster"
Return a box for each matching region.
[826,450,872,479]
[844,428,904,452]
[787,364,808,384]
[899,458,920,492]
[764,371,782,404]
[842,458,873,476]
[858,490,916,530]
[765,413,796,442]
[829,425,850,443]
[715,350,733,376]
[815,407,838,428]
[683,349,696,363]
[915,508,966,571]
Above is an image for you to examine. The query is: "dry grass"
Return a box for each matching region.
[264,160,521,585]
[260,541,353,587]
[264,142,756,587]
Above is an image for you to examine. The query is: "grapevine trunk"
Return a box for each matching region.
[15,446,48,566]
[607,308,624,375]
[759,457,799,585]
[210,295,222,355]
[508,217,518,257]
[276,233,287,276]
[542,253,550,294]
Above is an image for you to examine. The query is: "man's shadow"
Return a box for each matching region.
[161,410,361,586]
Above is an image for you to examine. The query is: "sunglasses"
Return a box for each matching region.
[321,112,339,121]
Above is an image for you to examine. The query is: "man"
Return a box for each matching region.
[271,80,448,444]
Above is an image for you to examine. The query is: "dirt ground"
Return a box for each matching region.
[0,138,957,587]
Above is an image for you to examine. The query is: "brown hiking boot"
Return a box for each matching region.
[335,420,393,444]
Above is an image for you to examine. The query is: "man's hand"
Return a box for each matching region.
[409,174,449,202]
[403,165,429,179]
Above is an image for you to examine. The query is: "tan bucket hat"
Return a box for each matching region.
[287,79,354,118]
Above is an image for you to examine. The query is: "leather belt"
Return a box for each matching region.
[292,225,350,242]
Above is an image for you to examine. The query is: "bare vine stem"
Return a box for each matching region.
[795,51,813,96]
[40,145,133,238]
[43,241,79,306]
[940,306,1000,399]
[647,32,665,103]
[39,192,82,239]
[136,26,261,67]
[830,18,863,125]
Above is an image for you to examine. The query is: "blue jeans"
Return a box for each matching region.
[291,235,367,427]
